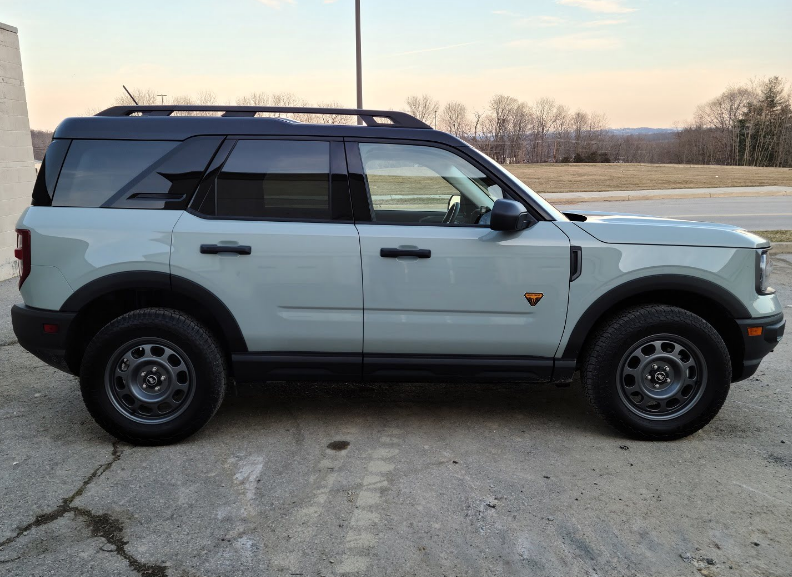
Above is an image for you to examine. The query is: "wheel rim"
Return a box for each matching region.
[104,338,196,424]
[617,334,707,420]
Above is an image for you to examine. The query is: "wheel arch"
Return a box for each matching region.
[61,271,247,374]
[562,275,748,374]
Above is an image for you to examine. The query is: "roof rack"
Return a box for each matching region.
[94,106,432,129]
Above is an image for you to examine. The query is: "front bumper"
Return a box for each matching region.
[734,312,785,381]
[11,304,76,374]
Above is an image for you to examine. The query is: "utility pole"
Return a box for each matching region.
[355,0,363,124]
[157,94,167,104]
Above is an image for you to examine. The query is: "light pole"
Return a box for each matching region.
[355,0,363,124]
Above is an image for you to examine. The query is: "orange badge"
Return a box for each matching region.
[524,293,543,306]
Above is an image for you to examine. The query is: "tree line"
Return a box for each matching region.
[30,77,792,167]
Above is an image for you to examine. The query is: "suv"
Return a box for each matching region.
[11,105,785,445]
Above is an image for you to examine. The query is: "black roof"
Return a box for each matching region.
[53,105,467,147]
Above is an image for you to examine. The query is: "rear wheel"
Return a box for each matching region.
[80,308,226,445]
[582,304,731,440]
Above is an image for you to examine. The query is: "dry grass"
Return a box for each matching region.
[506,163,792,194]
[756,230,792,243]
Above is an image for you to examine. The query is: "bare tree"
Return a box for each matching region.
[440,101,469,137]
[405,94,440,125]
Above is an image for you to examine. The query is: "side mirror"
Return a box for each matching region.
[489,199,534,231]
[447,194,461,210]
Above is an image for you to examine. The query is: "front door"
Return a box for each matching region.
[348,141,571,381]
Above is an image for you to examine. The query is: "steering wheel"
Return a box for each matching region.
[443,201,460,224]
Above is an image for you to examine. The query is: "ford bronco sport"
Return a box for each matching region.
[11,105,785,445]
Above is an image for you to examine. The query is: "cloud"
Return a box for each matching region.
[256,0,295,8]
[510,33,622,51]
[557,0,636,13]
[580,19,628,27]
[516,16,567,28]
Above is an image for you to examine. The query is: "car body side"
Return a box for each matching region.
[11,117,784,385]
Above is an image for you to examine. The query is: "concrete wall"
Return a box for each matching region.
[0,22,35,280]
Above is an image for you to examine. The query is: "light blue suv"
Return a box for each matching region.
[11,105,785,444]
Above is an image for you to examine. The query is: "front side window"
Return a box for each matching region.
[359,143,504,225]
[215,140,331,219]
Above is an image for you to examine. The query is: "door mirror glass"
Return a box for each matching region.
[489,199,534,231]
[447,194,461,210]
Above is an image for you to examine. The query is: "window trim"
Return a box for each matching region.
[188,136,354,224]
[344,137,547,227]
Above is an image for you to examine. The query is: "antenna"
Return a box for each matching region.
[122,85,139,105]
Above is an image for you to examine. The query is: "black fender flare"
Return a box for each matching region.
[561,274,751,360]
[60,271,248,352]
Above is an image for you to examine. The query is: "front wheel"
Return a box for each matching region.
[80,308,227,445]
[582,305,732,440]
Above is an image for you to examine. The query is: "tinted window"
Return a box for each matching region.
[360,143,503,225]
[53,140,178,207]
[216,140,330,219]
[106,137,224,209]
[31,139,70,206]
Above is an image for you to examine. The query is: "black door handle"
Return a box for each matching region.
[380,248,431,258]
[200,244,252,255]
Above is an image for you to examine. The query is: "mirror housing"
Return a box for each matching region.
[489,199,534,231]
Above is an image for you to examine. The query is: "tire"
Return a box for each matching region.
[581,304,731,440]
[80,308,227,445]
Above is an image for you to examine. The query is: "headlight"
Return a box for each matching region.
[756,249,774,294]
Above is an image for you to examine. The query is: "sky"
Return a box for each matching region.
[2,0,791,130]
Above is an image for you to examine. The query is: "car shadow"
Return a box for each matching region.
[206,378,614,439]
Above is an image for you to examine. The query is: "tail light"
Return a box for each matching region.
[14,229,31,288]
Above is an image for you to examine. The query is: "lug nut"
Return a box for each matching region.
[645,374,652,380]
[155,386,161,392]
[141,371,147,377]
[160,375,166,382]
[664,366,670,372]
[152,367,158,373]
[651,364,658,370]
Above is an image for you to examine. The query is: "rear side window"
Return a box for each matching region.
[31,139,70,206]
[50,137,224,209]
[215,140,331,220]
[53,140,178,207]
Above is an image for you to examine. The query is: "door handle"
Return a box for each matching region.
[200,244,252,255]
[380,248,431,258]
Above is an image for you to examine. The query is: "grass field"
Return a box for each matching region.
[757,230,792,242]
[507,163,792,194]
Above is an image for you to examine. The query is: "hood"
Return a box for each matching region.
[565,211,770,249]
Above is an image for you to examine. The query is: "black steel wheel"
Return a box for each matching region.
[81,308,226,445]
[582,304,731,440]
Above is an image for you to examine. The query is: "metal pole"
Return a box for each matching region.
[355,0,363,124]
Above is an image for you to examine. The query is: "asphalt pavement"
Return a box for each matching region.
[1,256,791,576]
[560,195,792,231]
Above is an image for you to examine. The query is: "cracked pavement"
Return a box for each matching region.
[1,258,791,577]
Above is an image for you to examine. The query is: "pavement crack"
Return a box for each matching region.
[0,339,18,348]
[0,442,168,577]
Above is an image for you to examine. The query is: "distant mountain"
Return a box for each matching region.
[609,127,678,136]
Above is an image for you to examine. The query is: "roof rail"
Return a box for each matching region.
[94,105,432,129]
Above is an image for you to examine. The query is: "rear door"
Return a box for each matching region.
[347,141,571,381]
[171,138,363,379]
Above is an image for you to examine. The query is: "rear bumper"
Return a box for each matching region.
[734,313,785,382]
[11,304,76,374]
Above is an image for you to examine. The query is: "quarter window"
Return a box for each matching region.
[53,140,178,207]
[215,140,331,219]
[359,143,504,225]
